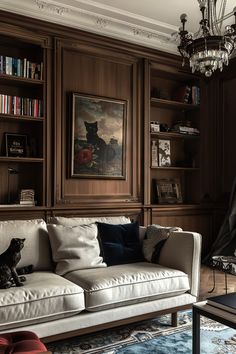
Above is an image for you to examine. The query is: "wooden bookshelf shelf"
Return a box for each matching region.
[150,97,200,110]
[0,74,44,86]
[0,156,44,163]
[150,131,200,139]
[150,166,199,171]
[0,113,44,122]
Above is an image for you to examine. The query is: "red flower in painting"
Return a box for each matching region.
[78,147,93,165]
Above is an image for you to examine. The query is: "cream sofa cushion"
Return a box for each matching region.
[0,219,51,270]
[47,223,106,275]
[49,216,131,226]
[65,262,190,312]
[0,272,85,331]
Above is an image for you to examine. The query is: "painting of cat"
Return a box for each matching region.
[72,93,126,178]
[0,238,26,289]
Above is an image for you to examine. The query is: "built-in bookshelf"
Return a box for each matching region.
[145,61,202,207]
[0,32,47,207]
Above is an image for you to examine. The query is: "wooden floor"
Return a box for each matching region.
[199,265,236,301]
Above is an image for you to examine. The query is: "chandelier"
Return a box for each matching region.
[178,0,236,77]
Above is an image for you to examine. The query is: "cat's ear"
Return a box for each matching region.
[22,238,26,242]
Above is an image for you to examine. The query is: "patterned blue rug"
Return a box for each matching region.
[47,311,236,354]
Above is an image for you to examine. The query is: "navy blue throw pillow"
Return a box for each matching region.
[97,222,144,266]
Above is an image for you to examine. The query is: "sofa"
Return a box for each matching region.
[0,216,201,343]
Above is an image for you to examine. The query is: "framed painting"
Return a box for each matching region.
[5,133,27,157]
[158,139,171,167]
[71,93,127,179]
[155,178,183,204]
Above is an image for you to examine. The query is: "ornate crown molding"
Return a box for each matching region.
[35,0,68,15]
[0,0,179,54]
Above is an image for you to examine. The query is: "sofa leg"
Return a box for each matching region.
[171,312,178,327]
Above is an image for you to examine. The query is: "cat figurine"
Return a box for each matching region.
[0,238,26,289]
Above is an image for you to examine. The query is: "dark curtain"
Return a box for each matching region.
[204,175,236,262]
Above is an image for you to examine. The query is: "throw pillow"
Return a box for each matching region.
[47,223,106,275]
[48,216,131,227]
[143,225,182,263]
[97,221,144,266]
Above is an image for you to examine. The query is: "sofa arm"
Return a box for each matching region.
[158,231,202,298]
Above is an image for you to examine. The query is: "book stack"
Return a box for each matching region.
[0,94,43,117]
[207,292,236,315]
[191,85,200,105]
[0,55,43,80]
[19,189,36,206]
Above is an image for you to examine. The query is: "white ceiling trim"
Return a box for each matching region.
[0,0,179,54]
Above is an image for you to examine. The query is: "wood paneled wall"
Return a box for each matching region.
[0,10,235,255]
[54,39,142,207]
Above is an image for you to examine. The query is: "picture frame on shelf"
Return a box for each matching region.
[5,133,27,157]
[155,178,183,204]
[70,92,127,179]
[158,139,171,167]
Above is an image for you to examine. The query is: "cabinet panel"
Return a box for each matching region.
[55,40,142,206]
[151,209,213,257]
[219,76,236,200]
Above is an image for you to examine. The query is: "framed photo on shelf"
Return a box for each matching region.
[5,133,27,157]
[70,93,127,179]
[155,178,183,204]
[158,139,171,167]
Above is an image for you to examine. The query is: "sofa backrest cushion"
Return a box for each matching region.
[97,221,144,266]
[49,216,131,227]
[0,219,51,270]
[47,223,107,275]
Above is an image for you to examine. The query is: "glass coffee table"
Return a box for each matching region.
[192,299,236,354]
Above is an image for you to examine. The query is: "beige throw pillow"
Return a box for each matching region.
[143,224,182,262]
[48,216,131,227]
[0,219,51,270]
[47,223,106,275]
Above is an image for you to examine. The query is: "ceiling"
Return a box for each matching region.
[0,0,235,54]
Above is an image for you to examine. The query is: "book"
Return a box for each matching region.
[151,140,158,167]
[158,139,171,167]
[172,85,191,103]
[207,292,236,314]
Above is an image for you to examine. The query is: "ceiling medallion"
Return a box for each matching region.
[178,0,236,77]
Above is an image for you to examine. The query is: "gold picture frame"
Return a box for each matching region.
[155,178,183,204]
[70,93,127,179]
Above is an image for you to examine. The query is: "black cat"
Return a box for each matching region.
[84,121,107,158]
[0,238,26,289]
[84,121,115,163]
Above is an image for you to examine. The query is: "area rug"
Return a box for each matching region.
[47,311,236,354]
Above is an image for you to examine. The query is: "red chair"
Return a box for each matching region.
[0,331,48,354]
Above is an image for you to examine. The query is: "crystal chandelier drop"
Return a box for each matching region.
[178,0,236,77]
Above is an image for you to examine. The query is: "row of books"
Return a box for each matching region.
[0,55,43,80]
[172,85,200,105]
[0,94,43,118]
